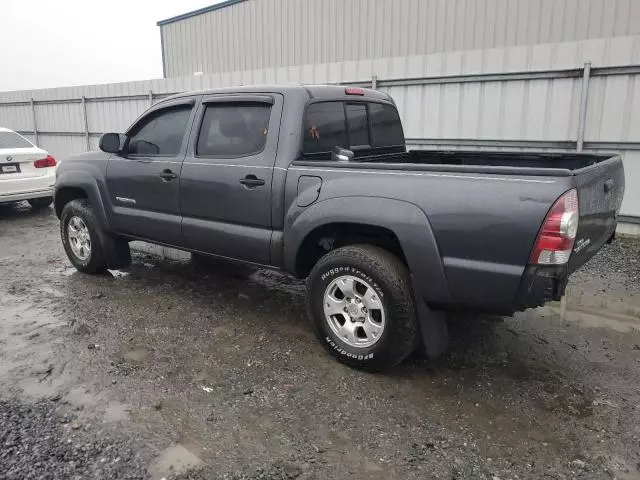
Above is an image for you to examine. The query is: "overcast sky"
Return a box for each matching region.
[0,0,217,92]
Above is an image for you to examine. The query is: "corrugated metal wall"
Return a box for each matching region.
[159,0,640,77]
[1,36,639,221]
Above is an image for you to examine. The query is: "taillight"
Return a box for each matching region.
[34,155,57,168]
[345,87,365,96]
[529,189,579,265]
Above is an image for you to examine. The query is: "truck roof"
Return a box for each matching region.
[161,84,394,104]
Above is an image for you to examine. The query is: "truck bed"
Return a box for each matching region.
[291,149,624,313]
[406,150,611,171]
[352,149,614,174]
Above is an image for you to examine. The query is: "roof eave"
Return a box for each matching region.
[157,0,248,26]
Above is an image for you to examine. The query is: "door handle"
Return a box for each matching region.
[159,169,177,182]
[239,174,266,188]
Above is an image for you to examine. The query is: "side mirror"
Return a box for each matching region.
[331,146,354,163]
[99,133,121,153]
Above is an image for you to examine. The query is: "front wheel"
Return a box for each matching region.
[60,199,107,274]
[306,245,418,371]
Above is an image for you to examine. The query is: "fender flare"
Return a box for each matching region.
[284,196,450,303]
[54,171,111,231]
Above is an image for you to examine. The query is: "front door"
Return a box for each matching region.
[106,98,197,245]
[180,93,282,265]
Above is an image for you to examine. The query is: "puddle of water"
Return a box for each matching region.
[121,346,149,362]
[39,286,65,298]
[544,302,640,333]
[64,385,103,409]
[566,307,640,333]
[103,401,130,423]
[148,444,203,480]
[608,456,640,480]
[0,295,65,394]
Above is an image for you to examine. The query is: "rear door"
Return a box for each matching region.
[106,98,197,245]
[569,155,625,271]
[180,94,282,265]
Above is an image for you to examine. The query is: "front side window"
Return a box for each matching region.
[196,103,271,157]
[127,105,192,156]
[0,131,34,149]
[303,102,347,154]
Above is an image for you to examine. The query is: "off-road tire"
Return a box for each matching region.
[306,244,418,371]
[60,199,108,274]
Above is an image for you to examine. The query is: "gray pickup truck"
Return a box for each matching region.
[54,85,625,371]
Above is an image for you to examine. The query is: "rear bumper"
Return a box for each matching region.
[514,265,569,312]
[0,170,56,203]
[0,188,53,203]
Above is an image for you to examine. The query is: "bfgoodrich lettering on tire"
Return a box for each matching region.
[306,244,418,371]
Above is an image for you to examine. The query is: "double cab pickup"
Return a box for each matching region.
[54,85,625,370]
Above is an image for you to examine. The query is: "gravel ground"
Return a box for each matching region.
[0,399,147,480]
[2,202,640,480]
[572,234,640,295]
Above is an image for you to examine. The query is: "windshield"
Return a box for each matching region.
[0,131,34,149]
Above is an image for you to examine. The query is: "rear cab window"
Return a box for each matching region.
[369,103,404,147]
[303,102,347,155]
[0,131,34,149]
[303,101,404,159]
[345,103,369,147]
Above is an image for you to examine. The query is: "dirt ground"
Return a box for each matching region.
[1,202,640,480]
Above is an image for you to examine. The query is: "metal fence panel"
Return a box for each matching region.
[37,135,87,159]
[86,99,150,133]
[1,35,640,220]
[0,104,32,132]
[35,102,84,132]
[587,74,640,142]
[387,76,582,141]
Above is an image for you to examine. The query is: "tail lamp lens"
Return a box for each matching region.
[34,155,57,168]
[529,189,579,265]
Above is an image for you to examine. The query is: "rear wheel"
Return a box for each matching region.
[60,199,107,274]
[306,245,418,371]
[28,196,53,210]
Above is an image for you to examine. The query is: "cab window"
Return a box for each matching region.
[345,103,370,147]
[303,101,403,158]
[303,102,347,155]
[127,105,192,156]
[196,103,271,157]
[369,103,404,147]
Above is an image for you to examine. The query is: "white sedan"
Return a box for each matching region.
[0,127,57,209]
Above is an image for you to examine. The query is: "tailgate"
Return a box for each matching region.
[569,155,625,271]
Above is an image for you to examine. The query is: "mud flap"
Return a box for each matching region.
[412,279,449,359]
[100,233,131,270]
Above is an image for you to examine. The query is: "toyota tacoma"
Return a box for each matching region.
[54,85,625,370]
